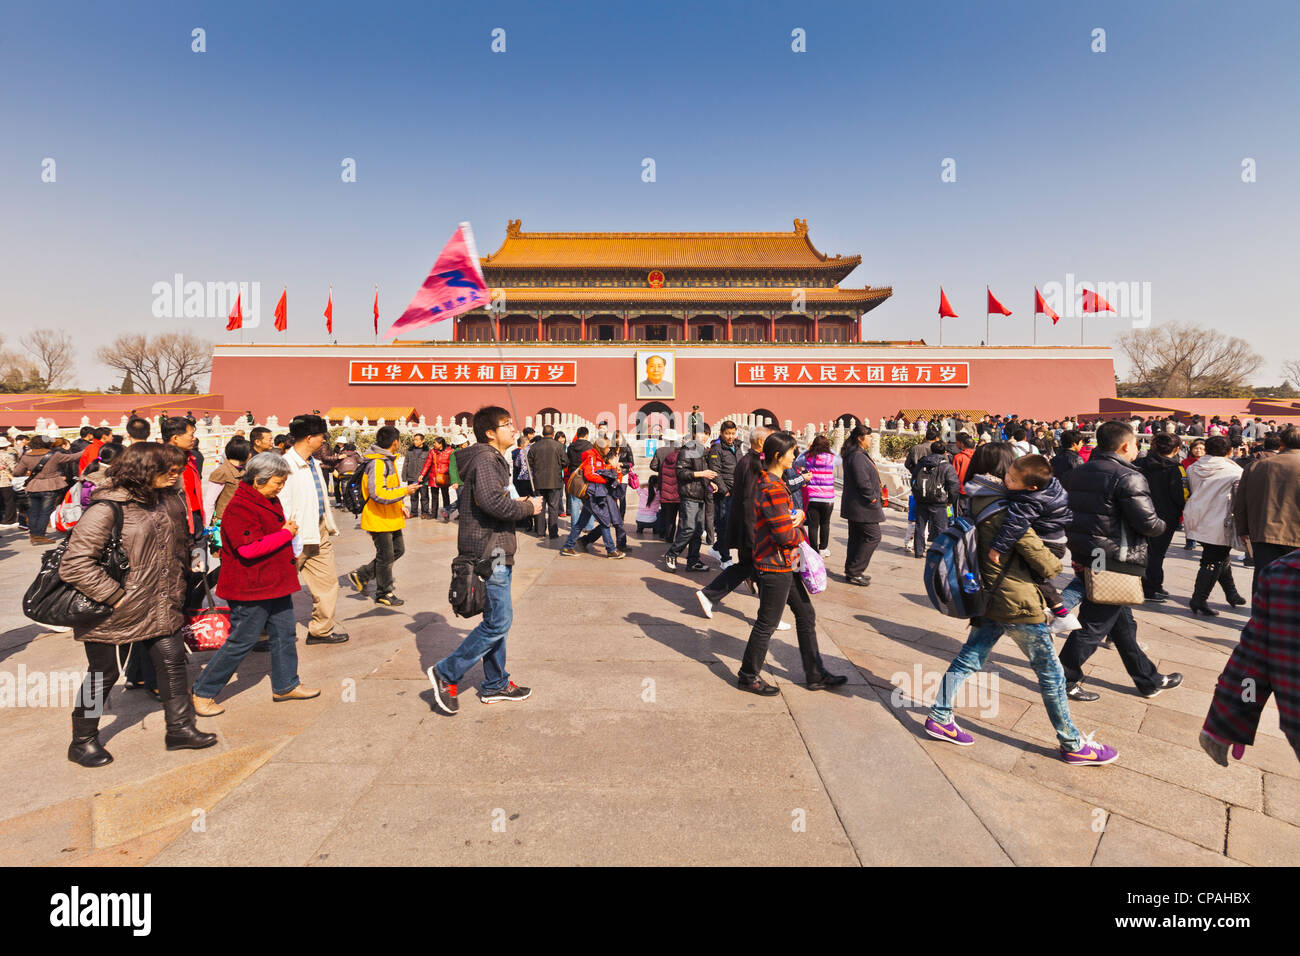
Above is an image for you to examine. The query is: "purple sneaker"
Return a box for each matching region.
[924,717,975,746]
[1061,734,1118,766]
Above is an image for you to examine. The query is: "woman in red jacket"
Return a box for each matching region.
[190,452,320,715]
[418,436,454,521]
[736,432,848,696]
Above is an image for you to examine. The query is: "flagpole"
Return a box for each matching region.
[986,287,990,347]
[1033,291,1037,346]
[374,284,378,345]
[487,305,521,431]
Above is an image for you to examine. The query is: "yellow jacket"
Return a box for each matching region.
[360,445,410,532]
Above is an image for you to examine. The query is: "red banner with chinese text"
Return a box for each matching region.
[735,362,969,386]
[349,360,577,385]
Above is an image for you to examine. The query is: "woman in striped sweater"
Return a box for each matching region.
[736,432,848,696]
[794,433,836,557]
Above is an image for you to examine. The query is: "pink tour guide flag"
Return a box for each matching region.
[384,222,490,340]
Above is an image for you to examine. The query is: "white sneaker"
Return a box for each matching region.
[696,590,713,619]
[777,619,792,631]
[1049,612,1081,634]
[720,558,736,570]
[46,625,73,633]
[819,549,830,558]
[706,547,721,563]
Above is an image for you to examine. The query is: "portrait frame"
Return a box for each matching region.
[635,349,675,401]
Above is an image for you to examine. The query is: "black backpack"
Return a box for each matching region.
[913,462,949,505]
[340,458,389,516]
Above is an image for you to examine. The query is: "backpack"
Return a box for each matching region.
[341,457,390,515]
[913,461,948,505]
[566,468,588,501]
[922,499,1014,620]
[448,554,494,618]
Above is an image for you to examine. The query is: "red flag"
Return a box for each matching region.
[986,287,1012,316]
[274,289,287,332]
[1080,287,1114,313]
[373,288,379,335]
[324,289,333,334]
[1034,287,1060,324]
[386,222,490,340]
[226,293,243,331]
[938,287,958,318]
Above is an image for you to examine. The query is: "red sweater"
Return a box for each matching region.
[215,481,300,601]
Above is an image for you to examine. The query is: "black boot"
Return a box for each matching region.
[1218,561,1247,606]
[163,693,218,750]
[1189,563,1220,616]
[68,716,113,767]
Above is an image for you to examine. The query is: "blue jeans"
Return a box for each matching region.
[27,490,61,537]
[436,563,512,692]
[192,596,301,697]
[569,494,596,532]
[713,493,732,561]
[562,501,615,550]
[666,497,704,561]
[927,618,1082,751]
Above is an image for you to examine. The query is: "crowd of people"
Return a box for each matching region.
[10,406,1298,774]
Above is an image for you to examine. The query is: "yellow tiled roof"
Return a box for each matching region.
[473,286,892,305]
[481,219,863,271]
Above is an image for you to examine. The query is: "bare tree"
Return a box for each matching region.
[1282,359,1300,389]
[21,328,76,389]
[96,332,212,394]
[0,335,44,392]
[1116,323,1263,397]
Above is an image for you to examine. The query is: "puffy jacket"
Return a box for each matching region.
[360,445,411,533]
[706,439,742,495]
[60,479,190,645]
[215,480,301,602]
[1183,455,1242,548]
[1234,449,1300,547]
[968,478,1062,625]
[839,444,885,523]
[1062,451,1166,571]
[419,448,453,486]
[657,449,681,504]
[566,438,593,474]
[401,443,431,483]
[675,440,712,501]
[795,451,836,503]
[1136,452,1188,524]
[952,447,975,489]
[456,443,534,565]
[989,476,1071,556]
[1051,448,1084,483]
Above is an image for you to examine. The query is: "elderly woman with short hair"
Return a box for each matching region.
[191,452,320,715]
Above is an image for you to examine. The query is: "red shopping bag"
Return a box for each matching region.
[182,567,229,652]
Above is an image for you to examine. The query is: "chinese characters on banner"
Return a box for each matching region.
[735,361,970,386]
[348,360,578,385]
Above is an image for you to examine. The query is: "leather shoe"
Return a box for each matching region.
[847,574,872,587]
[306,632,349,645]
[737,676,780,696]
[807,671,849,690]
[273,684,321,702]
[191,694,225,717]
[1066,682,1100,702]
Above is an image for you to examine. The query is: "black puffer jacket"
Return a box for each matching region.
[675,440,711,501]
[1050,448,1083,483]
[566,438,593,474]
[706,439,742,495]
[1062,451,1166,570]
[1136,452,1187,524]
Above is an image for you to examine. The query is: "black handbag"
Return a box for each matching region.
[23,500,129,627]
[448,554,494,619]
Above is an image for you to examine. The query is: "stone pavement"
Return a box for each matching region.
[1,491,1296,866]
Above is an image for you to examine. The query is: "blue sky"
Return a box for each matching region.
[2,0,1297,388]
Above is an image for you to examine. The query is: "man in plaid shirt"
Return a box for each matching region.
[1200,549,1300,765]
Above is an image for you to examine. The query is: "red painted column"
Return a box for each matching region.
[623,311,629,340]
[495,316,502,341]
[683,311,689,341]
[812,313,819,343]
[580,312,587,341]
[768,312,776,341]
[538,314,544,341]
[726,312,733,340]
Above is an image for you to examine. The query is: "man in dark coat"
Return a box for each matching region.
[1136,432,1186,601]
[1059,421,1181,702]
[840,427,885,585]
[525,424,567,539]
[1050,430,1085,483]
[910,441,960,558]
